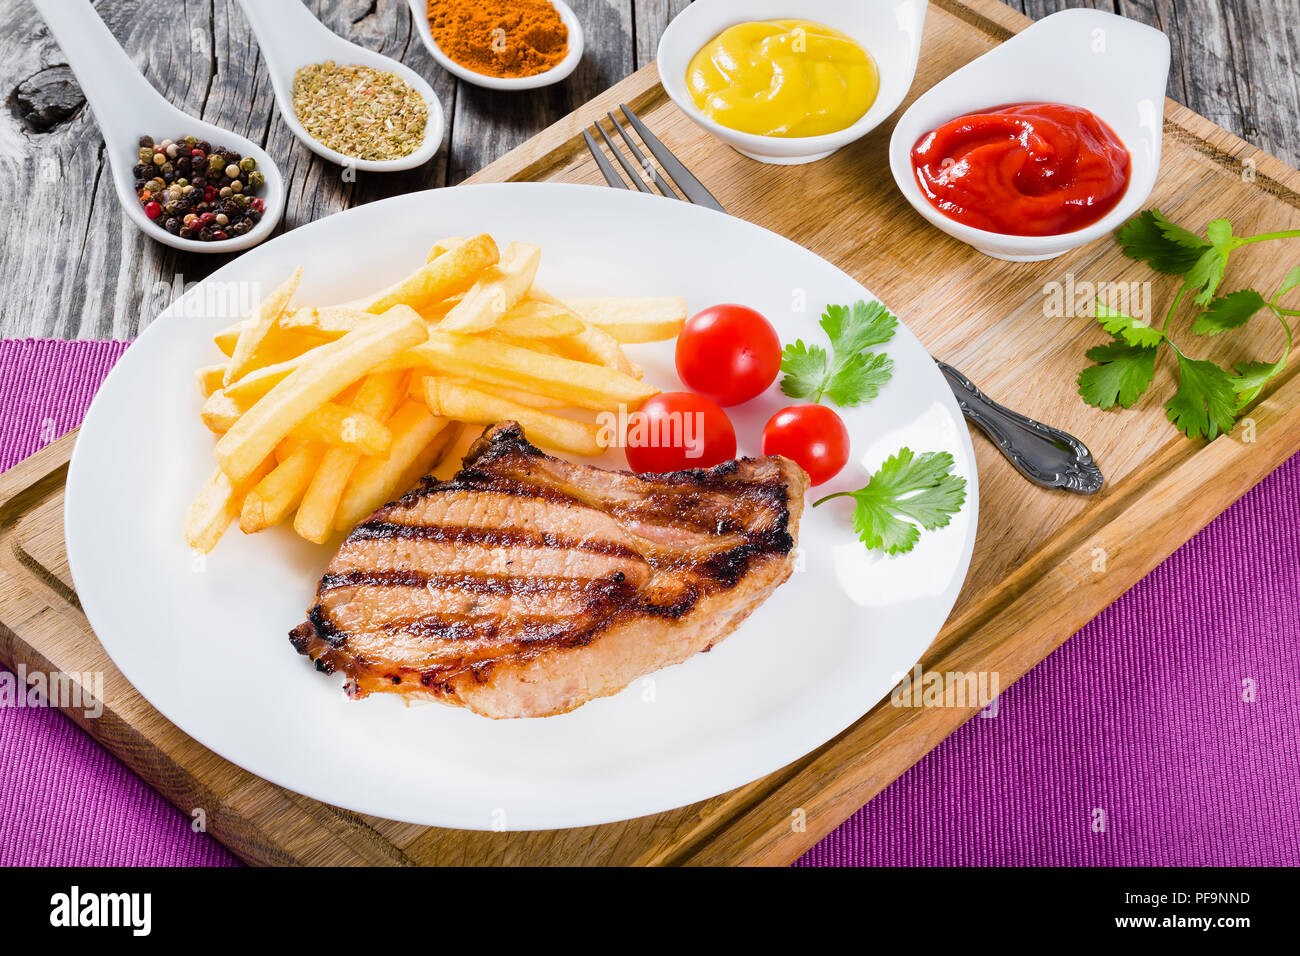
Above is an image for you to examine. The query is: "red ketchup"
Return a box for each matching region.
[911,102,1131,236]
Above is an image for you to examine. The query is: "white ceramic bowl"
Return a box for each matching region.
[406,0,584,91]
[656,0,927,165]
[888,8,1170,261]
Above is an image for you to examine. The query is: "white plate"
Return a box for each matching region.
[65,183,978,831]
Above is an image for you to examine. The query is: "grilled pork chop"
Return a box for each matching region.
[290,422,808,718]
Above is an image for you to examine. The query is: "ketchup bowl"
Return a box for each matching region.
[888,8,1169,261]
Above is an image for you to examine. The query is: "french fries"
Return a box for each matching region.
[427,376,569,411]
[334,402,458,531]
[559,323,643,379]
[239,442,326,534]
[215,306,427,483]
[279,305,373,338]
[203,396,387,453]
[529,286,641,378]
[356,234,498,314]
[492,299,586,338]
[213,321,324,367]
[291,403,392,456]
[225,267,303,385]
[393,331,658,410]
[440,242,541,333]
[294,370,409,543]
[565,296,688,344]
[422,377,602,456]
[195,364,227,398]
[183,455,276,553]
[217,357,299,405]
[186,235,682,553]
[426,236,465,263]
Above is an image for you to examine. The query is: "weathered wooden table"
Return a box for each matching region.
[2,0,1297,340]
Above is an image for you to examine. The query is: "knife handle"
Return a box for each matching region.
[935,360,1104,495]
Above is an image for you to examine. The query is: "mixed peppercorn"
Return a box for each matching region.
[134,135,267,242]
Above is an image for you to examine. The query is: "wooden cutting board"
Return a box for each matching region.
[3,0,1299,866]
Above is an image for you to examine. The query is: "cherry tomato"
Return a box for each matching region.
[761,404,850,486]
[624,392,737,473]
[675,304,782,407]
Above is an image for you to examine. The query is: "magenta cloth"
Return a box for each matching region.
[0,338,1296,867]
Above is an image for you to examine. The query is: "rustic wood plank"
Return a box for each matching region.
[633,0,692,69]
[447,0,633,183]
[0,0,458,342]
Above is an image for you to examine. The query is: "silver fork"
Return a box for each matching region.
[583,105,1104,495]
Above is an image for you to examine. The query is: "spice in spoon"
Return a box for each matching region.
[426,0,569,79]
[292,61,428,162]
[133,135,266,241]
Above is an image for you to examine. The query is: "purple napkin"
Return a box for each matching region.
[0,338,1295,866]
[0,339,236,866]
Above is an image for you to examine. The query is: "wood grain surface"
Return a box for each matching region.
[2,0,1297,339]
[2,0,1297,866]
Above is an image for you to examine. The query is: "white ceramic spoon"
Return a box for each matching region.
[235,0,445,172]
[32,0,285,255]
[889,8,1170,261]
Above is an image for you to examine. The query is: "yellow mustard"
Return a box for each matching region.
[686,19,879,138]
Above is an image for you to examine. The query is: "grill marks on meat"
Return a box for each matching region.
[291,421,808,718]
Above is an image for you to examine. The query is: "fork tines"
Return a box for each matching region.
[583,104,726,213]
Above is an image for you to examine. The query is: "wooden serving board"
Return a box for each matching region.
[3,0,1299,866]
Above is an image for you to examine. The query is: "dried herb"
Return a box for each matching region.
[292,61,427,162]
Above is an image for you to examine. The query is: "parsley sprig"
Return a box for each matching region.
[1078,210,1300,440]
[814,448,967,555]
[780,300,897,406]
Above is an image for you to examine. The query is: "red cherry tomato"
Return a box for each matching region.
[624,392,737,473]
[761,404,850,486]
[675,304,782,407]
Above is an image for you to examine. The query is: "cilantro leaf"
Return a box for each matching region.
[778,341,830,401]
[1229,358,1285,409]
[821,300,897,353]
[1276,265,1300,300]
[1184,246,1229,306]
[1078,338,1158,409]
[817,448,966,555]
[1095,299,1164,347]
[1166,353,1237,440]
[1117,209,1210,274]
[1158,211,1215,251]
[1205,218,1235,252]
[779,299,898,406]
[1192,289,1268,335]
[1088,208,1300,442]
[825,351,894,406]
